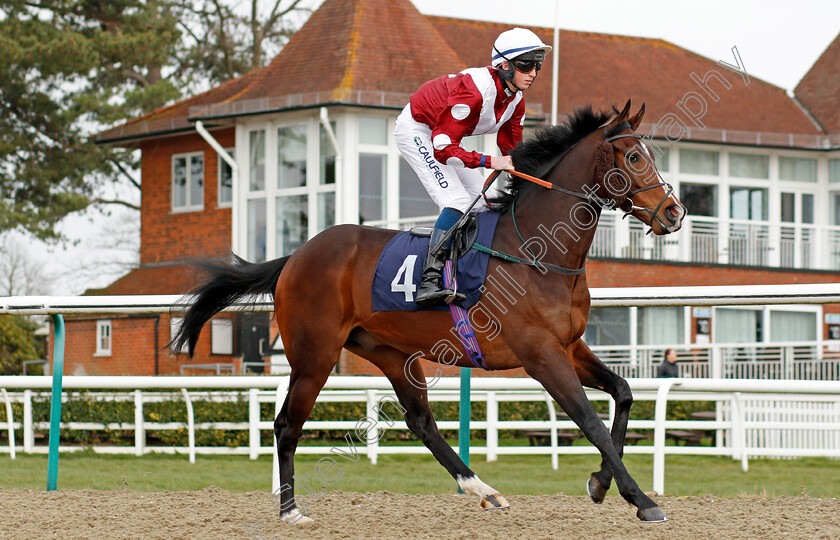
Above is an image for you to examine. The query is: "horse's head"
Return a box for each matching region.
[591,100,686,235]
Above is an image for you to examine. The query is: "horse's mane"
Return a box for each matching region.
[489,105,614,211]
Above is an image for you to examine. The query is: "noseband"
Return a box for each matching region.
[603,122,677,233]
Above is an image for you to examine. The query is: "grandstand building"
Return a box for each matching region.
[52,0,840,377]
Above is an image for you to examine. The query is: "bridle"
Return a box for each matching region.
[506,121,680,235]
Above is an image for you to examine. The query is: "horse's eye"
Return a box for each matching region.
[627,153,639,163]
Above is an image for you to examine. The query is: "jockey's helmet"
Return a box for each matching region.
[491,28,552,89]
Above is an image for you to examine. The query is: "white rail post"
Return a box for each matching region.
[365,390,378,465]
[544,392,559,471]
[272,377,290,494]
[486,391,498,462]
[2,389,15,459]
[732,392,749,472]
[180,389,195,464]
[134,390,144,456]
[23,390,33,453]
[249,388,260,460]
[652,379,679,495]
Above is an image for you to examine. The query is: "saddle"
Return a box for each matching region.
[410,213,480,277]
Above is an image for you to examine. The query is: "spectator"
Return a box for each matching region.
[657,348,680,378]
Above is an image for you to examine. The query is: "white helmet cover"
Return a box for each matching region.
[491,28,552,67]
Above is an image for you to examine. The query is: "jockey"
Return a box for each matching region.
[394,27,551,306]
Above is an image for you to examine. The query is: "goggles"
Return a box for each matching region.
[512,59,541,73]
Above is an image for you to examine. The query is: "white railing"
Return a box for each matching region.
[590,340,840,381]
[365,213,840,270]
[1,376,838,495]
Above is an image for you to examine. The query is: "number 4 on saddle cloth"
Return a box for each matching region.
[371,211,501,369]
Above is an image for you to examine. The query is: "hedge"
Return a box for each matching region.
[0,391,715,448]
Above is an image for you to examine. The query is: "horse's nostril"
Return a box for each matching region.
[666,205,684,221]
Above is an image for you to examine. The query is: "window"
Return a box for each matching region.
[359,153,387,223]
[211,319,234,355]
[584,308,630,346]
[95,320,112,357]
[830,159,840,183]
[170,317,188,354]
[249,130,266,191]
[770,310,816,342]
[276,195,308,256]
[781,192,795,223]
[679,183,717,216]
[247,199,267,263]
[831,192,840,225]
[730,187,767,220]
[218,148,233,207]
[277,125,307,188]
[679,149,719,175]
[320,122,336,185]
[359,117,388,145]
[729,153,768,179]
[172,152,204,211]
[715,308,762,343]
[654,147,669,172]
[399,157,439,218]
[637,307,684,345]
[801,194,814,224]
[779,157,817,183]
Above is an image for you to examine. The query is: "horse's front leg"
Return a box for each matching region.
[520,342,666,522]
[568,339,634,504]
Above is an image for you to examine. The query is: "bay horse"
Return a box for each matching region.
[171,100,685,524]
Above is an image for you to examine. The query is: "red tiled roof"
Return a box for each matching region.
[84,265,197,296]
[95,0,826,146]
[795,32,840,134]
[429,16,820,137]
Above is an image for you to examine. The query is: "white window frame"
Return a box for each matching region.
[171,151,205,213]
[211,318,234,355]
[170,317,188,355]
[218,147,234,208]
[94,320,112,357]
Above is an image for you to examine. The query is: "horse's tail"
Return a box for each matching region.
[170,253,290,357]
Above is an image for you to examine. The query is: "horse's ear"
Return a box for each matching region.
[616,99,632,123]
[629,103,645,131]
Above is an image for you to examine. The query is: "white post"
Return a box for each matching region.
[2,389,15,459]
[732,392,749,472]
[272,377,290,494]
[180,388,195,464]
[544,392,559,471]
[134,390,144,457]
[365,389,378,465]
[23,390,33,453]
[486,391,498,462]
[652,379,679,495]
[249,388,260,460]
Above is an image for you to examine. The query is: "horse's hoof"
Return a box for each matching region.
[480,493,510,509]
[636,506,668,522]
[280,509,314,525]
[586,475,607,504]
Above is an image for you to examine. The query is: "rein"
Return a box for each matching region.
[482,122,675,272]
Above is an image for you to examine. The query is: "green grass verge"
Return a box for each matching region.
[2,450,838,498]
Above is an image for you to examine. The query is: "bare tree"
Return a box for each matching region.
[0,232,51,296]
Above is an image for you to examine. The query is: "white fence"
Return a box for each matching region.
[1,376,839,495]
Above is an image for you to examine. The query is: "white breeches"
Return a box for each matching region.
[394,104,490,214]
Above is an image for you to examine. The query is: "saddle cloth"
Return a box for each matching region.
[371,211,501,312]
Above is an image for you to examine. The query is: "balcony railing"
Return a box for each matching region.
[366,213,840,271]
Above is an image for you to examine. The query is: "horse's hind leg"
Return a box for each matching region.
[346,340,509,509]
[274,345,339,524]
[568,339,633,504]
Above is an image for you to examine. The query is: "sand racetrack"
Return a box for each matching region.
[1,487,838,539]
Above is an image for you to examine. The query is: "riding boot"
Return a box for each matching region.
[415,223,467,307]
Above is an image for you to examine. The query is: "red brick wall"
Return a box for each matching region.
[50,314,240,376]
[139,128,234,265]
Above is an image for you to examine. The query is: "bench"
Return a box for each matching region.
[665,429,705,445]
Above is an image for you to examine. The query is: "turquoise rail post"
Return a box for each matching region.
[46,314,65,491]
[458,367,471,493]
